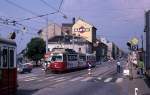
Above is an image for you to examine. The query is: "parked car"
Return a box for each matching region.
[17,63,33,73]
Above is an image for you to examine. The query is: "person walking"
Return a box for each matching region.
[117,61,121,73]
[138,58,144,78]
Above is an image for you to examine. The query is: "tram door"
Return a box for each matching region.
[0,46,17,95]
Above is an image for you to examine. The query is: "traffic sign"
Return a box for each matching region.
[131,37,139,45]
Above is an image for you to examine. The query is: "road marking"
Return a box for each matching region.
[94,67,109,76]
[104,77,113,83]
[116,78,123,83]
[97,77,102,80]
[38,76,55,82]
[24,77,38,81]
[53,77,66,81]
[18,74,39,79]
[69,77,83,82]
[55,78,66,82]
[81,77,93,81]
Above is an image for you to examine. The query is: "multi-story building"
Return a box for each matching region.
[72,18,97,43]
[47,35,92,54]
[143,10,150,77]
[38,23,62,41]
[61,18,75,35]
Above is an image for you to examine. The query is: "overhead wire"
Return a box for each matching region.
[5,0,60,22]
[5,0,39,16]
[40,0,67,18]
[58,0,64,10]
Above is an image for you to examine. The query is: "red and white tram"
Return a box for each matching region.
[48,48,96,72]
[0,37,17,95]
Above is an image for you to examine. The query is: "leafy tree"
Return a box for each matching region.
[26,37,46,66]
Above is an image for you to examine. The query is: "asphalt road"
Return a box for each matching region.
[17,60,128,95]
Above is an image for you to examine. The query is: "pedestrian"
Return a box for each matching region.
[117,61,121,73]
[128,53,134,80]
[138,57,144,78]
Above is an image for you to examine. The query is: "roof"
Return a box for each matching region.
[75,18,97,30]
[48,35,91,44]
[52,48,77,54]
[62,23,73,27]
[0,37,17,46]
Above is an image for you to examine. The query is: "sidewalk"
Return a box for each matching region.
[121,67,150,95]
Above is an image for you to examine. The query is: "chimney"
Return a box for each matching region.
[73,17,75,24]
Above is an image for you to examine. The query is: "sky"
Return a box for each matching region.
[0,0,150,53]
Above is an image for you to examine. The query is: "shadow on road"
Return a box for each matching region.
[144,77,150,88]
[17,89,39,95]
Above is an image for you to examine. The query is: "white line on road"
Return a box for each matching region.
[97,77,102,80]
[24,77,38,81]
[37,76,55,82]
[18,74,40,79]
[81,77,93,81]
[115,78,123,83]
[55,78,67,82]
[69,77,83,82]
[94,67,109,76]
[104,77,113,83]
[53,77,66,81]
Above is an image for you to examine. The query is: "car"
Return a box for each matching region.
[17,63,33,73]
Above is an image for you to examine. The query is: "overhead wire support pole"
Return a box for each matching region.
[46,15,49,53]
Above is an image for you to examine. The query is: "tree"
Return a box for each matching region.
[26,37,46,66]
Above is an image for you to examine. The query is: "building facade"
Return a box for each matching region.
[48,35,93,54]
[95,42,108,62]
[38,23,62,41]
[72,19,96,43]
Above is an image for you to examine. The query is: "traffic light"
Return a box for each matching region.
[127,41,131,47]
[127,41,138,51]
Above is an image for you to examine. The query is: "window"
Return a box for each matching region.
[68,55,77,61]
[63,54,67,61]
[10,50,14,67]
[3,49,8,67]
[79,55,86,61]
[51,55,63,62]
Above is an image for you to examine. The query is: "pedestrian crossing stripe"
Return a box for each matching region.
[53,77,66,81]
[115,78,123,83]
[18,74,39,79]
[97,77,102,80]
[20,75,124,84]
[38,76,55,82]
[69,77,83,82]
[55,78,67,82]
[24,77,39,81]
[81,77,93,81]
[104,77,113,83]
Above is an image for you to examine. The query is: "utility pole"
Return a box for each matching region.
[45,15,49,53]
[141,34,143,51]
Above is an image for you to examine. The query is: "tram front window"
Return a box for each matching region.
[3,49,8,67]
[51,55,62,62]
[10,50,14,67]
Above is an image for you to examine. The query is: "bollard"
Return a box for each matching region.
[135,88,138,95]
[88,62,92,76]
[88,68,91,75]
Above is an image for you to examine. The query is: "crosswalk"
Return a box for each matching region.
[18,75,124,84]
